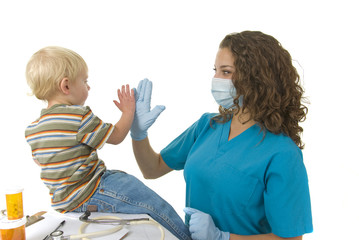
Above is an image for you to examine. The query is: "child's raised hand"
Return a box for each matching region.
[113,84,135,114]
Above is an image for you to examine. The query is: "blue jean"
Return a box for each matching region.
[72,170,191,240]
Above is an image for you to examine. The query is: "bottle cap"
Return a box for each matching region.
[0,216,26,229]
[4,187,24,195]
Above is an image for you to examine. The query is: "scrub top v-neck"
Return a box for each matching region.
[161,113,313,237]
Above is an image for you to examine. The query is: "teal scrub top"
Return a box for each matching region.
[161,113,313,237]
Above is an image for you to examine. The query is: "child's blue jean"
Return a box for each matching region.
[71,170,191,240]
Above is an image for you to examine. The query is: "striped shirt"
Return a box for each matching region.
[25,104,114,213]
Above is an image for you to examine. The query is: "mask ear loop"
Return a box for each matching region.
[292,59,305,86]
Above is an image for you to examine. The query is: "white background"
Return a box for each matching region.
[0,1,358,239]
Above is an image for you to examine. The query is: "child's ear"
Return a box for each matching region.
[59,78,70,95]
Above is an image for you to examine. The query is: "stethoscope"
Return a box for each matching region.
[49,230,65,240]
[48,210,165,240]
[79,210,150,225]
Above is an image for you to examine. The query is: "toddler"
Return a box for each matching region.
[24,46,191,240]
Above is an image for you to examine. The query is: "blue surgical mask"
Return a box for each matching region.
[211,78,242,109]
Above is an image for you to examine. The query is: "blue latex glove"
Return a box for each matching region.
[130,78,166,140]
[183,207,230,240]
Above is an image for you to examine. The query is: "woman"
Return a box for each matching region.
[131,31,313,240]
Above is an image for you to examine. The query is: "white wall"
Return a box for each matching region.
[0,1,358,239]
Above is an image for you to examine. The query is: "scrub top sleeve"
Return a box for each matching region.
[161,113,212,170]
[264,149,313,237]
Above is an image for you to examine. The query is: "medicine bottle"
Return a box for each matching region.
[5,188,24,220]
[0,217,26,240]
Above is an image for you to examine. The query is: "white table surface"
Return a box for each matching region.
[25,211,178,240]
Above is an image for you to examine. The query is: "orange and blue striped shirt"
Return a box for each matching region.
[25,104,114,213]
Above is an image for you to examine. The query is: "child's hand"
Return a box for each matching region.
[113,84,135,114]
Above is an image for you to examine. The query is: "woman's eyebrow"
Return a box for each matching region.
[219,65,235,69]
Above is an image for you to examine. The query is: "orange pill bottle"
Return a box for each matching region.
[5,188,24,220]
[0,217,26,240]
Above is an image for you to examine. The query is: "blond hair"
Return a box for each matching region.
[26,46,88,101]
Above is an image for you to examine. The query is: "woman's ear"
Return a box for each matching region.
[59,78,70,95]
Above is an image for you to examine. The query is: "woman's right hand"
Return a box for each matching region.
[184,208,230,240]
[130,78,166,141]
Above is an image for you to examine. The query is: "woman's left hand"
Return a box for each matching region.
[184,207,230,240]
[130,78,165,141]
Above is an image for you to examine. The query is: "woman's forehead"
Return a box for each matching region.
[215,48,234,67]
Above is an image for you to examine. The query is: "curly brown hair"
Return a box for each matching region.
[213,31,308,149]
